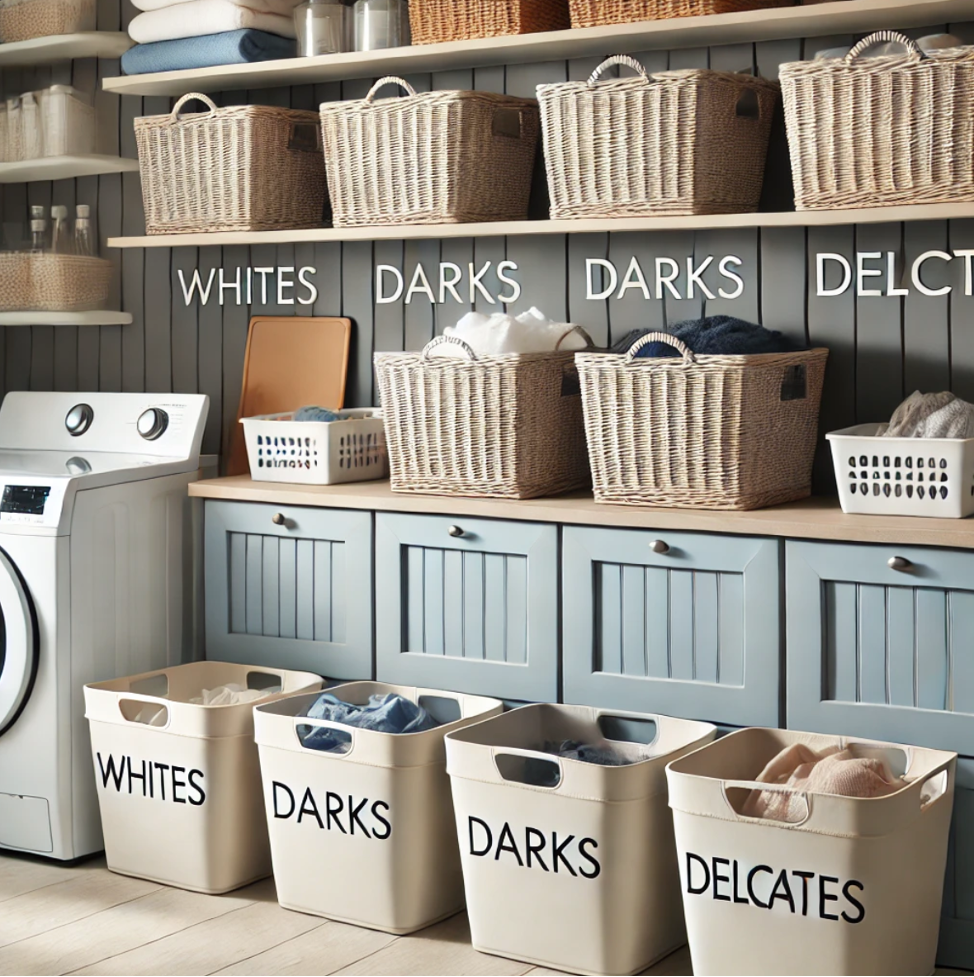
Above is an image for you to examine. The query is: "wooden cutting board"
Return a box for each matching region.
[228,315,351,476]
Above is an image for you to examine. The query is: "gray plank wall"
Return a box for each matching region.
[2,3,973,492]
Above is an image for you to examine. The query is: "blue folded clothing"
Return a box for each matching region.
[121,29,296,75]
[298,692,440,753]
[610,316,805,358]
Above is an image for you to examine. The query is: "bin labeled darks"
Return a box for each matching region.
[445,704,716,976]
[666,727,956,976]
[84,661,321,894]
[254,682,503,934]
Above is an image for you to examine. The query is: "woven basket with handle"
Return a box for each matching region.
[409,0,570,44]
[135,93,327,234]
[568,0,789,27]
[577,333,829,510]
[374,329,593,499]
[781,31,974,210]
[538,55,779,218]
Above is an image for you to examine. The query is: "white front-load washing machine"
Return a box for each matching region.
[0,391,210,860]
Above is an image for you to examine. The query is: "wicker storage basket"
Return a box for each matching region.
[781,31,974,210]
[568,0,789,27]
[577,333,829,510]
[0,253,111,312]
[0,253,31,312]
[538,56,779,219]
[320,78,539,227]
[410,0,569,44]
[136,93,327,234]
[374,330,592,499]
[0,0,96,43]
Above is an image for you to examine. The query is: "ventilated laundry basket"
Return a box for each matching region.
[136,93,327,234]
[0,0,95,42]
[577,333,828,509]
[319,79,539,227]
[781,32,974,210]
[538,56,779,218]
[409,0,569,43]
[666,728,956,976]
[828,424,974,518]
[446,704,715,976]
[568,0,787,26]
[85,661,321,894]
[241,409,387,485]
[375,330,593,499]
[254,682,503,934]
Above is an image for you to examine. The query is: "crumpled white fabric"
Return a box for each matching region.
[190,682,280,706]
[133,704,168,726]
[439,307,588,357]
[877,391,974,440]
[128,0,297,43]
[814,33,962,61]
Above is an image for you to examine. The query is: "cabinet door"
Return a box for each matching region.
[563,527,782,727]
[375,513,558,702]
[940,758,974,971]
[204,500,373,679]
[787,540,974,754]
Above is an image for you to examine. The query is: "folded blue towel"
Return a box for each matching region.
[299,692,440,753]
[121,29,296,75]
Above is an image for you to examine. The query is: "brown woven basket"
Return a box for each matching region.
[569,0,789,27]
[0,254,31,311]
[0,0,96,43]
[374,330,592,499]
[410,0,570,44]
[538,56,779,218]
[135,93,327,234]
[781,31,974,210]
[320,78,539,227]
[0,253,111,312]
[577,333,829,510]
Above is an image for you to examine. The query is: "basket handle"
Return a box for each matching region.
[422,335,478,361]
[625,331,696,365]
[169,92,218,121]
[845,31,928,64]
[588,55,651,86]
[364,76,418,103]
[554,324,594,351]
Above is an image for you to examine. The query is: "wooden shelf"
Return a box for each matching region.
[0,31,132,67]
[102,0,968,97]
[0,311,132,326]
[0,155,139,184]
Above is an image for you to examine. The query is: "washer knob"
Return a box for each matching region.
[66,456,92,475]
[65,403,93,437]
[137,408,169,441]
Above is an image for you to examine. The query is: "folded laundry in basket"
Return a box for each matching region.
[128,0,297,44]
[441,307,589,357]
[190,683,279,706]
[299,692,440,752]
[294,405,340,423]
[121,29,296,74]
[878,390,974,440]
[610,316,805,358]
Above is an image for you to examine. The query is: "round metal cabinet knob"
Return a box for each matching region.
[650,540,670,554]
[137,407,169,441]
[272,512,286,526]
[65,403,93,437]
[448,525,465,538]
[888,556,912,571]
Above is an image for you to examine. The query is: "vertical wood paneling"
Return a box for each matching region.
[904,222,951,393]
[857,584,887,704]
[669,570,695,680]
[505,556,527,665]
[693,571,719,683]
[423,547,445,656]
[717,572,744,686]
[330,541,346,643]
[917,588,949,711]
[313,539,333,643]
[484,553,506,662]
[949,591,974,715]
[442,549,464,655]
[622,565,646,678]
[463,550,485,660]
[599,562,622,675]
[826,581,857,702]
[645,566,670,679]
[886,586,915,707]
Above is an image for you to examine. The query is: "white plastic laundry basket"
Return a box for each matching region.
[254,681,503,934]
[84,661,322,894]
[666,727,956,976]
[828,423,974,517]
[445,704,716,976]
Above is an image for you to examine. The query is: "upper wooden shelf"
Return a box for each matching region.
[0,155,139,184]
[0,311,132,326]
[102,0,968,97]
[0,32,132,67]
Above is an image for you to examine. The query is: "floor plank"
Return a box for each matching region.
[0,855,105,904]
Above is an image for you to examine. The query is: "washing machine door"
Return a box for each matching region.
[0,547,39,737]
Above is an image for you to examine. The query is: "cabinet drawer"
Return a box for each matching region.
[204,500,373,679]
[563,527,782,727]
[375,513,558,702]
[787,540,974,754]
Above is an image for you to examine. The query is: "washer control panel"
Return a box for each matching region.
[0,481,66,527]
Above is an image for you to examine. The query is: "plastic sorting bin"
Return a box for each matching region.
[253,681,504,934]
[666,727,956,976]
[84,661,322,894]
[445,703,716,976]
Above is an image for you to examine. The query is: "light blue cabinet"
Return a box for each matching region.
[787,540,974,754]
[374,512,558,701]
[204,500,373,679]
[562,526,782,727]
[940,759,974,970]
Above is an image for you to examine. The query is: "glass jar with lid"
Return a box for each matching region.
[294,0,351,57]
[353,0,410,52]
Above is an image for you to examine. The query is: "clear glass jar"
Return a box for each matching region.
[353,0,409,52]
[294,0,350,57]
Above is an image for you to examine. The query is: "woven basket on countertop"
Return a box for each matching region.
[577,333,829,510]
[410,0,570,44]
[374,330,593,499]
[780,31,974,210]
[538,56,779,218]
[568,0,790,27]
[135,93,327,234]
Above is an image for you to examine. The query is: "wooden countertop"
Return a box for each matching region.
[189,476,974,550]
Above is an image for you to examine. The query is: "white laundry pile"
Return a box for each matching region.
[128,0,301,44]
[440,307,589,357]
[131,682,280,725]
[814,33,963,60]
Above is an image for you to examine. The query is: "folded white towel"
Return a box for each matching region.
[131,0,300,15]
[128,0,297,43]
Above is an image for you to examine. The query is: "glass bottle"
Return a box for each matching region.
[50,205,70,254]
[29,218,47,254]
[74,204,94,257]
[294,0,350,56]
[353,0,409,52]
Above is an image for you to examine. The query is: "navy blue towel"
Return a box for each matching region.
[610,316,805,358]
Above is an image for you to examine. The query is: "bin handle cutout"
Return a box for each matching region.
[128,672,169,699]
[721,779,811,827]
[247,669,284,693]
[118,697,170,729]
[292,716,354,757]
[920,770,949,811]
[492,747,564,790]
[598,714,659,748]
[624,332,696,366]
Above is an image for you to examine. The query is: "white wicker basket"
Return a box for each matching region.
[241,409,387,485]
[828,424,974,518]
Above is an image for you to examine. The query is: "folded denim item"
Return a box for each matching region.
[121,29,295,74]
[128,0,296,44]
[298,692,441,753]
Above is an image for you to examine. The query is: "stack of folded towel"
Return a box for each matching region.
[122,0,302,75]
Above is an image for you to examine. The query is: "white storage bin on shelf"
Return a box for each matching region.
[666,727,956,976]
[241,408,387,485]
[445,704,716,976]
[84,661,322,894]
[828,424,974,517]
[0,86,95,162]
[254,682,503,934]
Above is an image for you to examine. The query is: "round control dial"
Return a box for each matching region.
[65,403,93,437]
[137,408,169,441]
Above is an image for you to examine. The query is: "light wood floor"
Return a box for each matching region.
[0,852,967,977]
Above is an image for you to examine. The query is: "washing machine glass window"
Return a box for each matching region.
[0,546,37,737]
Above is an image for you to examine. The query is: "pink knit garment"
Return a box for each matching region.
[742,743,906,822]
